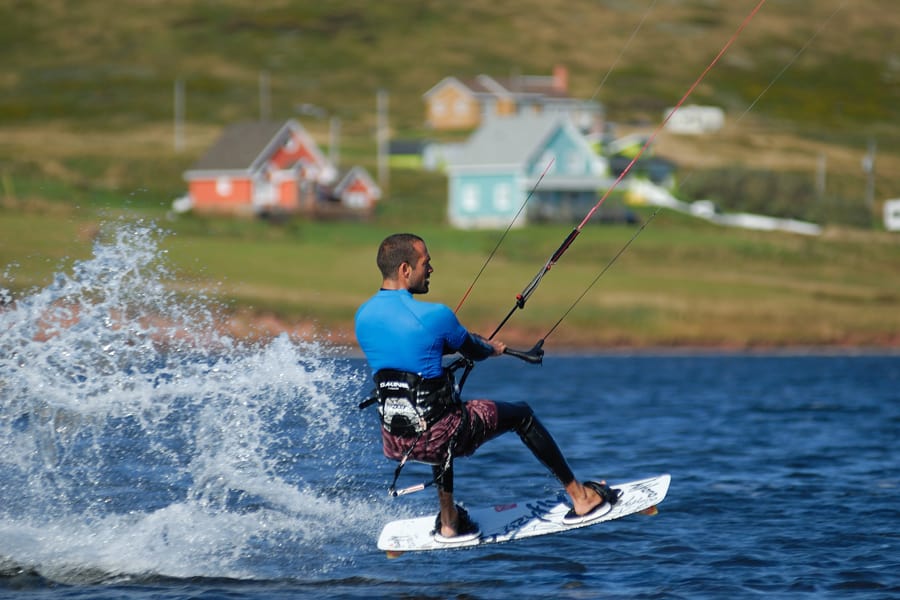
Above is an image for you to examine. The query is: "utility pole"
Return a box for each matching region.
[296,103,340,168]
[862,137,876,213]
[816,152,826,201]
[259,71,271,121]
[376,89,389,192]
[174,79,185,153]
[328,116,341,168]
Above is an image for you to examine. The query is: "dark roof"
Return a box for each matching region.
[389,139,426,154]
[459,76,498,95]
[459,75,570,99]
[190,121,287,171]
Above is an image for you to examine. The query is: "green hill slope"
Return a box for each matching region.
[1,0,899,349]
[2,1,898,192]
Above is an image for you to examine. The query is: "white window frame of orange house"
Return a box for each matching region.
[344,191,368,209]
[252,172,277,209]
[215,176,232,198]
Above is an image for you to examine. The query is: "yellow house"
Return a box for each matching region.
[423,65,602,133]
[424,77,483,130]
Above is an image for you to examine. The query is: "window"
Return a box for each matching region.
[567,152,584,175]
[215,177,232,197]
[494,183,512,212]
[462,185,479,212]
[345,192,368,209]
[537,151,556,174]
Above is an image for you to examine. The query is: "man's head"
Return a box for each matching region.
[377,233,432,294]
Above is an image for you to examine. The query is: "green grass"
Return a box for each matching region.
[2,1,899,348]
[4,202,898,349]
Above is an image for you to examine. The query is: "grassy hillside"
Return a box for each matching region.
[2,1,898,197]
[1,0,899,349]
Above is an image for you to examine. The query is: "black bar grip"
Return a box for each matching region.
[358,392,378,410]
[503,339,544,365]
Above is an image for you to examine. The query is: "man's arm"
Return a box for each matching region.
[458,333,504,361]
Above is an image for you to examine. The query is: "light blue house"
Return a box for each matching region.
[446,114,612,229]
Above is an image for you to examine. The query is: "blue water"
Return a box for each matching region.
[1,224,898,599]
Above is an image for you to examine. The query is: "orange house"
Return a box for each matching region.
[332,166,381,211]
[180,119,378,217]
[310,166,383,220]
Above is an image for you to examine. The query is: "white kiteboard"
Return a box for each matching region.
[378,473,670,555]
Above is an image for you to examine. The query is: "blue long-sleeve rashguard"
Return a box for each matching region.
[355,289,491,379]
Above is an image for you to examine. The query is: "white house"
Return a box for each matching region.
[884,199,900,231]
[664,105,725,135]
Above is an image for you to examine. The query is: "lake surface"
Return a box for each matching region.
[1,225,898,599]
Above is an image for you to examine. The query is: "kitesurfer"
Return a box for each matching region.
[355,233,619,540]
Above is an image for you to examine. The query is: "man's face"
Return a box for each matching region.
[408,240,433,294]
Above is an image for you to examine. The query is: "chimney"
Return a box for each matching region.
[552,64,568,93]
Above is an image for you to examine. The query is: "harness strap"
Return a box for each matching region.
[361,360,473,496]
[387,429,426,497]
[388,406,467,497]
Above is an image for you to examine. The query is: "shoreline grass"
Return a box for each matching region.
[3,205,898,351]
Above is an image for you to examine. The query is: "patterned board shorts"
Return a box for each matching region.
[381,399,500,465]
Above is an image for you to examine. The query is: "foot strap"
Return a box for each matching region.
[432,504,481,542]
[586,480,622,506]
[562,480,622,525]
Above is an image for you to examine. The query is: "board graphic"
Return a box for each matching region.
[378,473,670,554]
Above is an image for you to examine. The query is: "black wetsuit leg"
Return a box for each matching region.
[432,463,453,493]
[495,401,575,485]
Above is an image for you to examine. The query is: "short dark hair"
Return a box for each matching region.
[377,233,424,279]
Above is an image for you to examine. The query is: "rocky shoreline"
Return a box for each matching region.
[225,310,900,355]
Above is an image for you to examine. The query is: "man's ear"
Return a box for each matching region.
[398,261,412,280]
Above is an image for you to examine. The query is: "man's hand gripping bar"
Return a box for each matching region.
[502,339,544,365]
